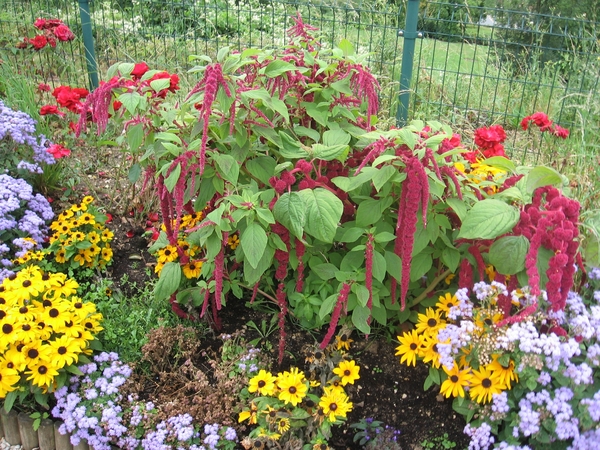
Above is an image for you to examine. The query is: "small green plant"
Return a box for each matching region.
[420,433,457,449]
[246,316,278,351]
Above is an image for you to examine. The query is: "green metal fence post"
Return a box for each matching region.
[78,0,99,90]
[396,0,420,127]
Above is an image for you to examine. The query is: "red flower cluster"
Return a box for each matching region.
[521,112,569,139]
[20,18,75,51]
[46,143,71,159]
[52,85,89,113]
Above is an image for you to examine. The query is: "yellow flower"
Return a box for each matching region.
[485,264,497,282]
[487,355,518,390]
[74,249,93,266]
[420,332,442,368]
[26,361,59,388]
[318,386,352,423]
[79,213,96,226]
[440,363,473,398]
[436,293,459,317]
[276,367,307,406]
[415,307,446,337]
[49,335,83,369]
[238,403,258,424]
[248,369,277,396]
[101,246,113,263]
[276,417,290,434]
[101,229,114,242]
[182,261,203,279]
[227,234,240,250]
[55,248,67,264]
[156,245,178,264]
[82,195,94,205]
[332,360,360,386]
[395,330,423,367]
[0,359,20,397]
[257,427,281,441]
[469,365,504,404]
[335,332,353,351]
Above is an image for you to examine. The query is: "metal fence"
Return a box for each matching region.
[1,0,599,160]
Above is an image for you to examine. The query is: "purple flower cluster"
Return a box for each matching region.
[237,347,260,374]
[52,351,238,450]
[0,173,54,280]
[0,99,55,173]
[464,422,495,450]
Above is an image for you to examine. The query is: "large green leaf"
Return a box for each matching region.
[298,188,343,243]
[212,153,239,184]
[241,222,268,269]
[273,192,306,239]
[154,262,181,300]
[245,156,277,185]
[352,305,371,334]
[525,166,563,194]
[244,245,274,285]
[489,235,529,275]
[264,60,300,77]
[457,199,519,240]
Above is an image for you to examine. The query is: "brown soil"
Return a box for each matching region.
[104,216,470,450]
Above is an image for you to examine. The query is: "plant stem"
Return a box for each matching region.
[411,269,452,307]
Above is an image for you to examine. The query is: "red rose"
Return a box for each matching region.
[131,62,149,80]
[72,87,90,98]
[28,35,48,50]
[46,144,71,159]
[552,125,569,139]
[112,100,123,111]
[52,85,85,113]
[474,125,506,150]
[40,105,65,117]
[38,83,51,92]
[33,18,47,29]
[34,18,63,30]
[47,37,57,48]
[53,24,75,42]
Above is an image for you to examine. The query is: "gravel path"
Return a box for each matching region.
[0,438,22,450]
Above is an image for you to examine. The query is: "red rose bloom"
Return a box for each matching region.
[52,85,86,113]
[46,144,71,159]
[33,18,47,29]
[131,62,150,80]
[28,35,48,50]
[53,24,75,41]
[40,105,65,117]
[38,83,51,92]
[474,124,506,150]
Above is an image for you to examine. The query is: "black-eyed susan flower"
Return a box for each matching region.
[45,277,79,300]
[469,365,504,404]
[332,360,360,386]
[395,330,423,367]
[0,360,20,397]
[248,369,277,396]
[257,427,281,441]
[182,261,203,279]
[261,405,279,423]
[335,332,353,351]
[440,362,473,398]
[156,245,178,264]
[276,417,290,434]
[276,367,307,406]
[487,355,518,389]
[238,402,258,424]
[81,195,94,205]
[436,292,459,317]
[25,360,59,388]
[55,248,67,264]
[318,386,352,423]
[73,248,93,266]
[41,302,70,330]
[23,341,53,368]
[49,335,82,369]
[415,307,446,336]
[227,234,240,250]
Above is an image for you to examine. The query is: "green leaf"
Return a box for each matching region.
[525,166,563,194]
[164,163,181,193]
[244,245,274,285]
[4,391,17,412]
[319,294,338,319]
[352,305,371,334]
[488,235,529,275]
[312,263,338,281]
[323,129,351,146]
[118,92,142,115]
[126,123,144,153]
[384,251,402,282]
[410,252,432,282]
[264,60,299,77]
[441,247,460,272]
[154,262,181,300]
[278,132,308,159]
[128,163,141,184]
[338,39,355,56]
[457,199,520,240]
[354,284,370,307]
[217,46,230,62]
[298,189,344,243]
[213,153,239,184]
[339,227,364,243]
[372,251,387,282]
[446,198,467,222]
[310,143,349,161]
[246,156,277,185]
[273,192,306,239]
[150,78,171,93]
[485,156,516,173]
[241,222,268,269]
[356,198,383,227]
[372,165,398,192]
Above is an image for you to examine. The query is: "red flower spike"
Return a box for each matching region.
[276,283,288,364]
[295,238,306,293]
[320,282,352,350]
[458,258,473,292]
[468,245,486,282]
[365,233,374,313]
[213,232,229,311]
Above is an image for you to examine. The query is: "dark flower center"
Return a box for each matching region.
[257,380,266,388]
[22,280,32,288]
[288,386,297,394]
[85,322,93,328]
[74,302,83,309]
[28,349,39,359]
[344,369,351,376]
[0,311,6,320]
[49,308,59,318]
[43,300,52,307]
[482,378,492,388]
[22,324,31,331]
[19,306,28,314]
[315,351,323,359]
[58,346,67,355]
[341,335,348,341]
[42,274,50,281]
[410,343,418,350]
[38,365,48,374]
[450,375,459,383]
[427,318,437,327]
[329,402,337,411]
[2,324,13,334]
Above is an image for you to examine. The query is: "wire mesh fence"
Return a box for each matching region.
[1,0,598,160]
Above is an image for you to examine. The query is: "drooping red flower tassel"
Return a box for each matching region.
[320,282,352,350]
[276,282,288,364]
[295,238,306,292]
[213,231,229,311]
[365,233,374,315]
[458,258,473,292]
